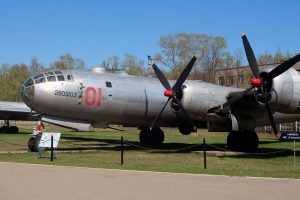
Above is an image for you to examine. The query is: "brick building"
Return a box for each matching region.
[215,62,300,88]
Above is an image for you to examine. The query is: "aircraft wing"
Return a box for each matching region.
[0,101,90,131]
[0,101,39,121]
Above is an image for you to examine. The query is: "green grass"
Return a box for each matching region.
[0,127,299,178]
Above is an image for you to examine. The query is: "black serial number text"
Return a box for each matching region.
[54,90,77,97]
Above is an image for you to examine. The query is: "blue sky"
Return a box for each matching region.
[0,0,299,67]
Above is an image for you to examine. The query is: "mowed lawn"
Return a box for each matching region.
[0,127,299,178]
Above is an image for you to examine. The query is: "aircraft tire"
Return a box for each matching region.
[28,136,40,152]
[227,131,239,151]
[139,128,164,146]
[179,126,192,135]
[139,129,151,146]
[244,131,259,152]
[151,128,164,146]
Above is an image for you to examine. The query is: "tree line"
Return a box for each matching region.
[0,32,295,102]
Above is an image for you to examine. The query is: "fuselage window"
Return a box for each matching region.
[54,71,62,75]
[57,75,65,81]
[105,81,112,88]
[24,78,34,87]
[67,75,74,81]
[47,76,56,82]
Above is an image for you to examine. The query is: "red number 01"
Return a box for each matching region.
[85,87,102,107]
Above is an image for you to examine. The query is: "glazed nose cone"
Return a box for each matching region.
[21,78,35,107]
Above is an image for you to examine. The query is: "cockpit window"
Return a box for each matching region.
[57,75,65,81]
[45,72,54,76]
[24,78,34,87]
[34,74,44,80]
[66,75,74,81]
[47,76,56,82]
[54,71,62,74]
[35,77,46,84]
[34,74,46,84]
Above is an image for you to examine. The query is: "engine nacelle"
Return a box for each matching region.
[180,81,241,120]
[270,67,300,113]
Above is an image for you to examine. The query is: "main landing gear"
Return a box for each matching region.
[0,120,19,133]
[227,130,259,152]
[139,128,164,146]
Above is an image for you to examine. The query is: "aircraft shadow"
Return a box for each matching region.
[58,135,299,158]
[0,132,31,135]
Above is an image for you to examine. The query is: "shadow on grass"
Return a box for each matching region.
[58,135,299,158]
[0,132,32,135]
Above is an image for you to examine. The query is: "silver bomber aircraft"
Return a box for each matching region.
[19,34,300,152]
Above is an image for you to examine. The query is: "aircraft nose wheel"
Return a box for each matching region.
[28,136,41,152]
[227,130,258,152]
[139,128,164,146]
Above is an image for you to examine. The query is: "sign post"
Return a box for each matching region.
[51,135,54,161]
[280,132,300,171]
[203,138,207,169]
[294,140,296,171]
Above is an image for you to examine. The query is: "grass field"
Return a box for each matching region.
[0,127,299,178]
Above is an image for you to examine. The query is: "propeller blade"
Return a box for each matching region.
[172,56,197,92]
[172,98,196,130]
[151,57,197,131]
[152,63,172,90]
[264,100,278,136]
[150,98,171,129]
[264,54,300,81]
[221,86,254,109]
[242,33,260,78]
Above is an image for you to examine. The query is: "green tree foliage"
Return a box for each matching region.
[99,56,121,72]
[257,51,273,65]
[30,57,45,76]
[0,64,10,100]
[155,33,228,82]
[123,54,144,76]
[258,49,295,65]
[0,64,30,101]
[49,54,85,70]
[232,49,245,68]
[201,36,227,82]
[99,55,145,75]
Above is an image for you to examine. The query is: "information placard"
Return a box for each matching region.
[39,132,61,148]
[279,132,300,141]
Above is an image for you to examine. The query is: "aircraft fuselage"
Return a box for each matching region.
[21,68,300,130]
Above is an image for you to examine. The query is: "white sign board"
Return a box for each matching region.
[39,132,61,148]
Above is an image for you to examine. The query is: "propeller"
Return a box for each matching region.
[220,33,300,136]
[150,56,197,130]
